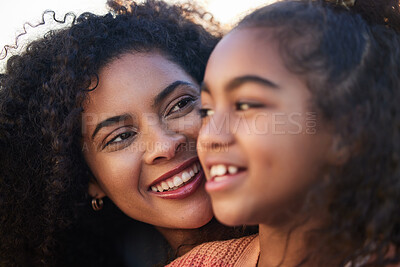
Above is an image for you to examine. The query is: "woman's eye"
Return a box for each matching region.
[104,131,135,148]
[236,102,264,111]
[199,108,214,118]
[168,97,194,115]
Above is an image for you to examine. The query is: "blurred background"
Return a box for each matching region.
[0,0,275,70]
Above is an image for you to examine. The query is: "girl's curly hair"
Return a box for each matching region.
[0,1,222,265]
[238,0,400,266]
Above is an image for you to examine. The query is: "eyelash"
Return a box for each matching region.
[199,108,214,118]
[101,96,195,150]
[199,102,265,118]
[104,131,136,148]
[166,96,196,116]
[235,102,265,111]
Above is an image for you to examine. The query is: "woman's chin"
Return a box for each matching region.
[154,212,213,230]
[176,211,214,229]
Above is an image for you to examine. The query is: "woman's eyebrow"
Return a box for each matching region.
[152,80,196,107]
[91,113,131,140]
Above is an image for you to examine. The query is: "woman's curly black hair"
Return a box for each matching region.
[0,1,224,266]
[238,0,400,266]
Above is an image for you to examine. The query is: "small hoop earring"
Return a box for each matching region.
[91,198,104,211]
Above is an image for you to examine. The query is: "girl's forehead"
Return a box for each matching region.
[208,28,280,72]
[204,28,285,89]
[214,28,276,55]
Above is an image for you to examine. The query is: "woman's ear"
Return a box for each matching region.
[88,178,107,198]
[326,135,350,166]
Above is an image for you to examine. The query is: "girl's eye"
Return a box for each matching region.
[199,108,214,118]
[104,131,136,148]
[236,102,265,111]
[167,97,195,115]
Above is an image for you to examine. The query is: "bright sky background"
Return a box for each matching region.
[0,0,274,70]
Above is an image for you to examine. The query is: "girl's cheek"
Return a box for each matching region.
[252,112,272,135]
[234,112,273,138]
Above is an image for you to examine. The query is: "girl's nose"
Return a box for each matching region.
[198,111,234,152]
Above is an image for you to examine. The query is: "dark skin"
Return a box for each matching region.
[83,52,212,254]
[198,28,345,266]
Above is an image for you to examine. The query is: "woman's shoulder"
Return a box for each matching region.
[166,234,259,267]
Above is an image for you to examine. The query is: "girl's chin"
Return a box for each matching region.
[212,201,252,226]
[214,213,247,227]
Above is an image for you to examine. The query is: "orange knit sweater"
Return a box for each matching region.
[166,234,260,267]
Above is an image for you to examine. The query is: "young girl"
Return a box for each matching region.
[169,0,400,266]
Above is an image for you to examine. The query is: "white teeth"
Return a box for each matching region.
[218,165,227,176]
[161,182,169,190]
[210,164,240,178]
[210,166,218,178]
[228,166,238,174]
[167,180,174,188]
[173,176,184,187]
[157,185,163,192]
[182,171,191,182]
[151,162,202,192]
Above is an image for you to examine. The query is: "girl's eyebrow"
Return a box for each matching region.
[91,113,131,140]
[200,75,279,94]
[225,75,279,92]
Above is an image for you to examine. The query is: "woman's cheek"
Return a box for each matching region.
[171,110,202,139]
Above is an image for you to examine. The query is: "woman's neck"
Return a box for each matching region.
[155,226,200,257]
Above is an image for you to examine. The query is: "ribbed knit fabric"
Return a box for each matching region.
[166,234,259,267]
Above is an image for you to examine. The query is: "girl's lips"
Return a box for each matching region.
[150,169,205,199]
[205,169,247,193]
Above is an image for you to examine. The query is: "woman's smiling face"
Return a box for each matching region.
[82,52,212,229]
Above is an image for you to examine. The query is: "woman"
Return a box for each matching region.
[0,1,252,265]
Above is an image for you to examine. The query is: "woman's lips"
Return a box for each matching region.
[149,157,199,188]
[150,161,201,192]
[148,157,205,199]
[150,168,205,199]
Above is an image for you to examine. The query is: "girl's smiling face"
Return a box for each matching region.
[198,28,337,226]
[82,52,212,229]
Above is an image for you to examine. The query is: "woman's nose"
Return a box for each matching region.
[142,124,187,165]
